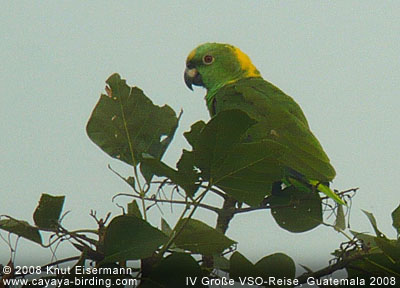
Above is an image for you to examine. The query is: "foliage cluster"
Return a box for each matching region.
[1,74,399,287]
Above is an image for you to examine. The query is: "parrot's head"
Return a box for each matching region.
[184,43,261,93]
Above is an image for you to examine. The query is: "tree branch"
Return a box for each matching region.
[216,196,237,234]
[296,251,368,285]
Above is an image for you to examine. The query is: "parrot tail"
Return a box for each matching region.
[308,180,346,205]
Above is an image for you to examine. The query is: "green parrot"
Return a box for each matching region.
[184,42,344,205]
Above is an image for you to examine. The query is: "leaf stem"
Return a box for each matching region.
[158,183,211,256]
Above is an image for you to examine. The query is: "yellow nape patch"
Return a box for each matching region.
[233,47,261,78]
[186,48,196,63]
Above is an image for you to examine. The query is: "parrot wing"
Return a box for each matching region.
[211,77,336,183]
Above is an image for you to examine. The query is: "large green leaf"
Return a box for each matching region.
[103,215,168,262]
[183,120,206,148]
[229,252,296,287]
[86,74,180,171]
[140,253,206,288]
[0,218,42,245]
[255,253,296,286]
[173,218,235,255]
[213,140,284,206]
[185,110,284,206]
[193,110,256,178]
[392,204,400,235]
[33,193,65,229]
[269,186,322,233]
[229,252,258,281]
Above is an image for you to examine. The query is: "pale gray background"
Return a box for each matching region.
[1,0,399,280]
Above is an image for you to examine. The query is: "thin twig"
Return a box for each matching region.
[112,192,220,213]
[151,180,227,199]
[58,225,96,248]
[108,164,139,194]
[321,187,358,201]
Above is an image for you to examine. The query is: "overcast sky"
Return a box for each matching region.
[1,1,399,278]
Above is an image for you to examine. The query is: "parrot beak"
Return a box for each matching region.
[184,67,203,90]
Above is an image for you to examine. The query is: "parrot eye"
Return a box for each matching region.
[203,55,214,65]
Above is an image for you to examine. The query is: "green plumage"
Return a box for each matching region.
[210,77,335,183]
[184,42,343,204]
